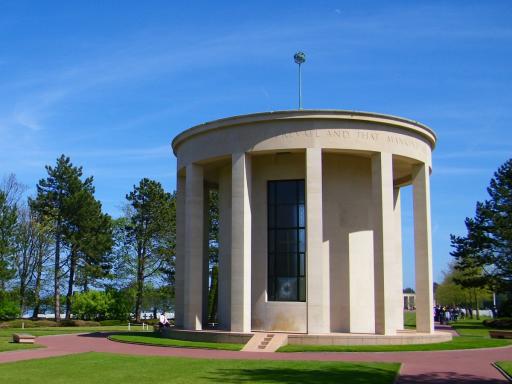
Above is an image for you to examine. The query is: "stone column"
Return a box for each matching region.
[392,187,404,330]
[218,166,232,330]
[230,153,252,332]
[372,152,395,335]
[174,173,185,328]
[183,163,204,330]
[306,148,330,334]
[413,163,434,333]
[202,185,210,326]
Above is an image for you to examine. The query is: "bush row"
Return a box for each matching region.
[0,319,101,328]
[483,318,512,329]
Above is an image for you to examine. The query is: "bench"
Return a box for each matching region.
[12,333,36,344]
[489,330,512,339]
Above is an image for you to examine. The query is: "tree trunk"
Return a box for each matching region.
[83,276,89,292]
[19,284,26,317]
[134,246,144,323]
[54,224,61,322]
[475,290,480,320]
[32,242,44,319]
[65,247,77,320]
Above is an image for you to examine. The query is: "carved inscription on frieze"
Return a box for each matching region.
[275,129,427,155]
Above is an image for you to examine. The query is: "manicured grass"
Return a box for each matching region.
[0,336,41,352]
[0,326,139,353]
[0,352,400,384]
[280,318,512,352]
[404,311,416,329]
[110,332,244,351]
[495,361,512,378]
[449,318,497,337]
[278,336,512,352]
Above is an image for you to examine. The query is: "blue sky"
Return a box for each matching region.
[1,1,511,288]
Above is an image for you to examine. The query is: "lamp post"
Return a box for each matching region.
[294,51,306,109]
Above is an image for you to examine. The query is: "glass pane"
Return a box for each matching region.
[268,252,275,276]
[276,277,297,301]
[276,205,297,228]
[299,277,306,301]
[298,229,305,252]
[268,278,275,300]
[276,181,297,204]
[268,231,275,252]
[298,204,305,227]
[276,230,297,253]
[275,253,298,276]
[268,182,276,204]
[268,205,275,227]
[298,180,305,203]
[299,253,305,276]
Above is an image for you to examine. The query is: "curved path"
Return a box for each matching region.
[0,332,511,383]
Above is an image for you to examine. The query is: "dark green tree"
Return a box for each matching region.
[0,191,17,291]
[125,178,174,322]
[451,158,512,313]
[63,189,113,319]
[30,155,94,321]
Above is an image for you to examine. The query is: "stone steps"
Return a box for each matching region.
[241,332,288,352]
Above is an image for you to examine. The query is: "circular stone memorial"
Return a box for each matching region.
[171,110,449,344]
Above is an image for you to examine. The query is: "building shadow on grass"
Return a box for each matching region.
[77,331,161,339]
[77,332,113,338]
[204,366,398,384]
[397,372,506,384]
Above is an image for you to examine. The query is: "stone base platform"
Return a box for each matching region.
[160,327,452,346]
[288,330,452,345]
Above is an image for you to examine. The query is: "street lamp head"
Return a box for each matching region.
[294,51,306,65]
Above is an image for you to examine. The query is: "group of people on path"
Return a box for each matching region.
[434,305,464,324]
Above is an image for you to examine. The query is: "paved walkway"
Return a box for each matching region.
[0,331,511,383]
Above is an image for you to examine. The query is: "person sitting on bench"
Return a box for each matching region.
[159,312,170,328]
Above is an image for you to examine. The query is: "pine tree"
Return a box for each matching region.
[125,178,174,322]
[30,155,94,321]
[63,189,113,319]
[451,158,512,312]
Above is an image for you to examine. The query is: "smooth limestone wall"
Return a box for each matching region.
[323,154,375,333]
[251,152,307,332]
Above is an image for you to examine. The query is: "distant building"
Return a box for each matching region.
[404,293,416,310]
[172,110,435,336]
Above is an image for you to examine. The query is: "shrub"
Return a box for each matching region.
[72,291,113,321]
[0,319,59,328]
[59,319,101,327]
[0,299,19,320]
[483,318,512,329]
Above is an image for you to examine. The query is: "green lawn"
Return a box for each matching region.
[0,337,41,352]
[279,336,511,352]
[495,361,512,378]
[404,311,416,329]
[110,332,244,351]
[448,318,495,337]
[279,318,512,352]
[0,326,138,353]
[0,352,400,384]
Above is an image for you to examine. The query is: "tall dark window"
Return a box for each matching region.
[267,180,306,301]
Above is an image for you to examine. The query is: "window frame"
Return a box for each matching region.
[267,179,306,302]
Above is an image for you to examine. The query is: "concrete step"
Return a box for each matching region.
[242,332,288,352]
